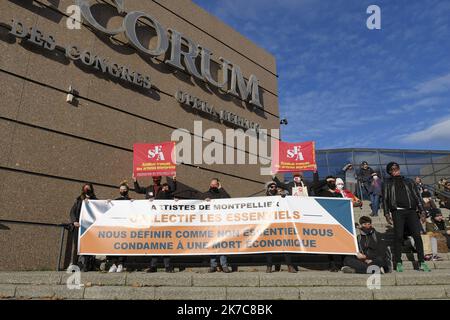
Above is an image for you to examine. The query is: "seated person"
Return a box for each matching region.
[426,209,450,250]
[419,212,442,261]
[421,191,437,215]
[342,216,390,274]
[335,178,362,208]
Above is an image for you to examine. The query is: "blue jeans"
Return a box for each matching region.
[370,194,381,215]
[210,255,228,268]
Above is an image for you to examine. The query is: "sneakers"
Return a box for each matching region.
[116,264,123,273]
[287,265,298,273]
[431,255,443,261]
[208,267,216,273]
[424,254,433,261]
[108,264,117,273]
[222,266,231,273]
[341,266,356,274]
[396,263,404,273]
[419,262,431,272]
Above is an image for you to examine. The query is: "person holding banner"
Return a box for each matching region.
[133,175,176,199]
[265,181,297,273]
[147,181,176,273]
[203,178,232,273]
[272,172,310,197]
[107,181,132,273]
[68,183,97,272]
[311,176,345,272]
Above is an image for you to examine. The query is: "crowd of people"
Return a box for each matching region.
[67,162,450,275]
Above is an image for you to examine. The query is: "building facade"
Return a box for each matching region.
[293,148,450,186]
[0,0,279,270]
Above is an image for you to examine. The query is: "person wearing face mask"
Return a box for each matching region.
[311,176,343,198]
[155,180,177,200]
[341,216,390,274]
[68,183,97,272]
[203,178,232,273]
[357,161,375,200]
[133,175,176,199]
[311,176,343,271]
[335,178,362,208]
[148,178,177,273]
[383,162,430,272]
[264,182,297,273]
[426,210,450,250]
[368,173,382,216]
[421,191,437,215]
[107,181,132,273]
[272,172,310,196]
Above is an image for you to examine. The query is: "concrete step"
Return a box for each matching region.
[1,271,450,300]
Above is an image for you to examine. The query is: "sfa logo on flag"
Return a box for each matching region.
[133,142,176,177]
[287,145,305,161]
[272,141,317,174]
[148,145,165,161]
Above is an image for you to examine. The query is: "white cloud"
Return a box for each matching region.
[401,117,450,144]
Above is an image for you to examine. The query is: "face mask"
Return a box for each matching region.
[120,191,128,197]
[327,182,336,190]
[210,187,219,192]
[336,184,344,190]
[373,176,378,180]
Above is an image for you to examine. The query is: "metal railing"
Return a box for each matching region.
[0,219,71,271]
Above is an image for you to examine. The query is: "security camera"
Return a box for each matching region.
[280,118,288,125]
[66,86,75,103]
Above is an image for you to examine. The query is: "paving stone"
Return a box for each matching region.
[126,272,192,287]
[155,287,226,300]
[0,272,61,285]
[61,272,126,286]
[395,272,450,285]
[0,284,16,298]
[300,287,374,300]
[84,286,155,300]
[192,273,259,287]
[15,285,84,299]
[326,273,396,286]
[227,287,299,300]
[259,272,328,287]
[373,286,447,300]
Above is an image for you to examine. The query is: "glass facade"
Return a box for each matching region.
[285,148,450,186]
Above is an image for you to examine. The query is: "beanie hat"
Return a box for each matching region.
[421,191,432,198]
[386,162,399,175]
[359,216,372,224]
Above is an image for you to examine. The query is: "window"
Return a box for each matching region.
[431,153,450,164]
[379,151,405,164]
[326,152,353,168]
[353,151,379,166]
[404,152,432,164]
[405,164,434,176]
[432,164,450,177]
[315,152,328,166]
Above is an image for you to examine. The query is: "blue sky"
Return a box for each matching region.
[193,0,450,151]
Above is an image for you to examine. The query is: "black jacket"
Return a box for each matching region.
[273,176,311,196]
[358,167,374,183]
[115,195,132,201]
[134,180,176,199]
[69,195,98,223]
[357,228,388,262]
[311,180,343,198]
[383,176,424,216]
[202,188,231,200]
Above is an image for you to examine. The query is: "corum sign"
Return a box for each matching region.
[76,0,264,109]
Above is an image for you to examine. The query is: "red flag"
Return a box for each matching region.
[133,142,176,177]
[272,141,317,174]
